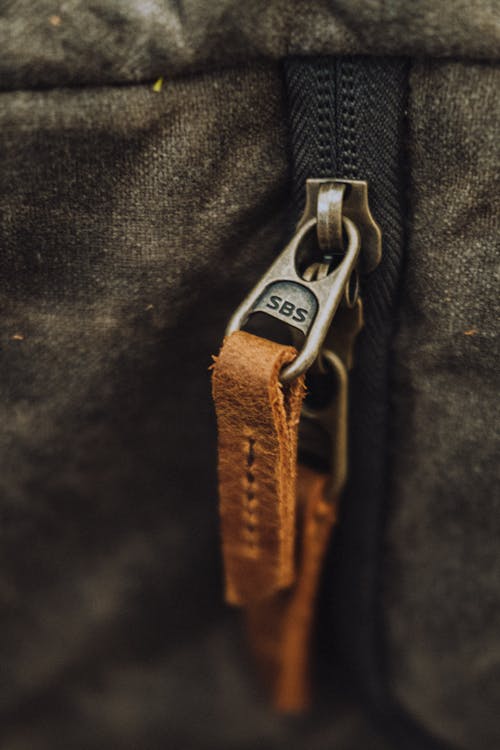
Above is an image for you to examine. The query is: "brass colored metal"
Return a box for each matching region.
[226,216,361,383]
[302,300,365,497]
[316,182,346,252]
[303,351,349,497]
[344,269,359,309]
[224,176,381,494]
[302,260,330,282]
[298,178,382,273]
[324,298,364,371]
[226,177,380,386]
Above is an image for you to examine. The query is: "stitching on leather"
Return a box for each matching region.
[242,436,258,550]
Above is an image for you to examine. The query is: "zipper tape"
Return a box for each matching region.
[285,54,413,734]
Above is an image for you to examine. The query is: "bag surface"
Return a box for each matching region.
[1,3,499,749]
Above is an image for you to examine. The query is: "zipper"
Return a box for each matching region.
[284,56,410,719]
[283,56,453,750]
[226,177,381,490]
[214,55,409,714]
[216,174,380,711]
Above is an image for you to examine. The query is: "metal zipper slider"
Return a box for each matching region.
[226,179,381,383]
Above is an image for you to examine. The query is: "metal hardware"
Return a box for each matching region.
[226,177,380,385]
[317,182,346,253]
[224,177,381,494]
[302,260,330,282]
[322,297,364,372]
[299,179,381,273]
[301,299,364,496]
[226,214,361,383]
[302,350,348,496]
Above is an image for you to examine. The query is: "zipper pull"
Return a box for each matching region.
[226,179,380,383]
[212,178,381,710]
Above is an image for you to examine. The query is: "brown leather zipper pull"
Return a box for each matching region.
[211,331,336,711]
[212,330,306,606]
[245,464,337,712]
[212,180,380,711]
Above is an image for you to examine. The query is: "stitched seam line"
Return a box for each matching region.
[242,436,258,549]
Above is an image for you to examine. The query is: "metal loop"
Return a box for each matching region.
[316,182,346,253]
[302,260,330,282]
[344,269,359,309]
[279,216,360,383]
[225,214,361,384]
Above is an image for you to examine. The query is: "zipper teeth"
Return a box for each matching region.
[285,53,411,728]
[338,60,358,180]
[316,67,335,177]
[314,59,359,181]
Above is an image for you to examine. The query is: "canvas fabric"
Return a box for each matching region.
[386,59,500,750]
[0,0,499,89]
[0,3,499,749]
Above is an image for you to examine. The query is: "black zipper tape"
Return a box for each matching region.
[284,57,453,750]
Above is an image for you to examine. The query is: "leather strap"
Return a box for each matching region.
[211,330,306,607]
[246,464,337,712]
[212,330,338,710]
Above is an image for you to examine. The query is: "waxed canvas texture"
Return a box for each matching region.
[386,59,500,749]
[0,0,499,89]
[0,4,499,750]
